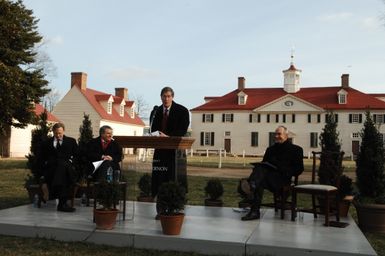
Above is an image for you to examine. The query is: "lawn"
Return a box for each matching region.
[0,158,383,256]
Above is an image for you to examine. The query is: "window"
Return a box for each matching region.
[338,94,346,104]
[239,95,245,105]
[119,105,124,117]
[202,114,214,123]
[267,114,270,123]
[251,132,259,147]
[222,113,234,123]
[380,133,385,143]
[249,114,261,123]
[269,132,275,146]
[349,114,362,123]
[275,114,279,123]
[225,131,231,136]
[292,114,296,123]
[200,132,215,146]
[282,114,286,123]
[352,133,360,138]
[307,114,311,123]
[310,132,318,148]
[373,114,385,124]
[326,114,339,123]
[107,102,112,114]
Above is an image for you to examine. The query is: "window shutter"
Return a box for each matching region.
[249,114,252,123]
[359,114,362,123]
[292,114,296,123]
[267,114,270,123]
[222,114,225,122]
[257,114,261,123]
[211,132,215,146]
[202,114,205,123]
[317,114,321,123]
[335,114,339,123]
[200,132,204,146]
[307,114,311,123]
[211,114,214,122]
[283,114,286,123]
[231,114,234,122]
[349,114,352,123]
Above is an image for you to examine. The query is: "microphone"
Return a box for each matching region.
[149,105,159,133]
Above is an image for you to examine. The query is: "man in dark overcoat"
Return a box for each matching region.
[241,125,304,220]
[150,87,190,200]
[40,123,79,212]
[86,125,122,181]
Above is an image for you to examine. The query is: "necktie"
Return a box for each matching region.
[56,140,62,149]
[161,108,168,132]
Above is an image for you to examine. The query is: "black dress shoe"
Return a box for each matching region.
[241,210,260,221]
[57,204,76,212]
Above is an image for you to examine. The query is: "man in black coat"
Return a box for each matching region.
[40,123,79,212]
[241,125,304,220]
[86,125,122,181]
[151,87,190,199]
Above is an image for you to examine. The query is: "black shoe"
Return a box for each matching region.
[57,204,76,212]
[241,209,260,221]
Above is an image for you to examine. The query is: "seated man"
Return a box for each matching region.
[40,123,79,212]
[86,125,122,181]
[241,125,304,221]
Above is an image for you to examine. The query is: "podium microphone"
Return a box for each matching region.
[149,105,159,133]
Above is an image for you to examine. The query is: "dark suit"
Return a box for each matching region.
[151,101,189,197]
[40,135,79,203]
[86,136,122,180]
[248,140,304,209]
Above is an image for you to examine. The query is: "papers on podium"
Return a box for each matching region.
[92,160,105,175]
[144,130,160,136]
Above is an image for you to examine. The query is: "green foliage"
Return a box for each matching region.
[0,0,49,135]
[339,174,353,198]
[356,110,385,200]
[318,110,343,186]
[204,178,224,200]
[95,179,120,210]
[138,173,151,197]
[157,182,186,215]
[25,110,51,185]
[77,113,93,180]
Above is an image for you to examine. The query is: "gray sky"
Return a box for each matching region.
[24,0,385,118]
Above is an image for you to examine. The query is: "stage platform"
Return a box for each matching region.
[0,201,377,256]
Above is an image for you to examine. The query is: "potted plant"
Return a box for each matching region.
[354,110,385,233]
[338,174,354,217]
[157,181,186,235]
[204,179,224,207]
[94,177,120,230]
[137,173,153,202]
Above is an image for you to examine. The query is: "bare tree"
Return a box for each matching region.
[134,94,150,120]
[41,88,61,112]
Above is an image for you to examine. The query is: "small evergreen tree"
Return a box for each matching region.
[356,110,385,200]
[25,110,51,186]
[77,113,93,181]
[318,111,343,186]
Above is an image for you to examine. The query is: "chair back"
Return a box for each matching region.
[311,151,344,185]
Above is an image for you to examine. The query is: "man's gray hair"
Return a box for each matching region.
[277,125,289,135]
[99,125,113,136]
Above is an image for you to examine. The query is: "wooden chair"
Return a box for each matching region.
[261,175,299,219]
[291,151,342,226]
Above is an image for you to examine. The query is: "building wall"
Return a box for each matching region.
[9,124,34,157]
[191,110,385,158]
[52,86,102,139]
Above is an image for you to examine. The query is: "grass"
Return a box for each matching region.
[0,158,383,255]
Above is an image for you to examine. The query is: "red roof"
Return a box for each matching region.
[191,86,385,111]
[79,87,145,126]
[34,103,60,122]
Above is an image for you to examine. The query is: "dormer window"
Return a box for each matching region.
[107,101,112,114]
[337,89,347,104]
[119,105,124,117]
[237,91,247,105]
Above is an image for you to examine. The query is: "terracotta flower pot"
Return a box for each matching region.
[204,199,223,207]
[160,213,184,235]
[94,209,118,230]
[354,201,385,233]
[339,195,354,217]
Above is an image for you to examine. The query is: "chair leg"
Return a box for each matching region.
[324,193,330,226]
[335,194,340,222]
[311,194,317,218]
[291,190,297,221]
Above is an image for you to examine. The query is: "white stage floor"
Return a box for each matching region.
[0,201,377,256]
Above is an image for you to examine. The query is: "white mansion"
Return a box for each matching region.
[190,62,385,158]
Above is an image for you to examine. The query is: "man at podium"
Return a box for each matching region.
[150,87,190,204]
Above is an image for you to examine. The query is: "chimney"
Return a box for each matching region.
[71,72,87,90]
[238,77,245,90]
[341,74,349,88]
[115,87,128,100]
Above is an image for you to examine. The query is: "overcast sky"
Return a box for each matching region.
[23,0,385,118]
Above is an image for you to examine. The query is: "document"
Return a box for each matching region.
[92,160,105,175]
[150,130,160,136]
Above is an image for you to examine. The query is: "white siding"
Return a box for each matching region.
[9,124,34,157]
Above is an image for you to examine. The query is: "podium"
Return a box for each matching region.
[114,136,195,183]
